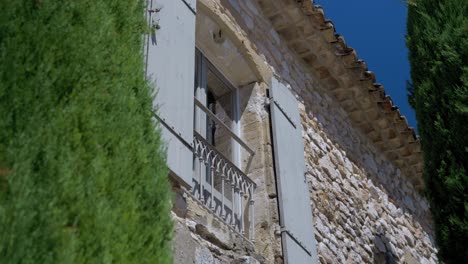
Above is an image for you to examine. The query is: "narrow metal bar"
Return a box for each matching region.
[180,0,196,15]
[199,157,204,202]
[152,112,194,149]
[195,49,207,203]
[233,86,241,169]
[193,156,198,196]
[202,152,212,205]
[207,151,214,207]
[220,174,225,218]
[221,165,226,218]
[280,227,312,256]
[250,185,255,242]
[235,187,240,231]
[239,190,244,235]
[271,99,297,128]
[194,98,255,157]
[210,163,215,210]
[198,145,205,202]
[231,181,236,228]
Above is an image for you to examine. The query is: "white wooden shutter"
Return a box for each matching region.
[270,78,318,264]
[145,0,196,187]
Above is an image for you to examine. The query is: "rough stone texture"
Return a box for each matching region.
[173,212,198,263]
[170,0,439,263]
[239,82,282,264]
[172,195,264,264]
[301,110,437,263]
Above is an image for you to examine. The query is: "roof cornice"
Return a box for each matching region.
[256,0,424,189]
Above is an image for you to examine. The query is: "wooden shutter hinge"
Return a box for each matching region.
[181,0,196,15]
[153,113,194,149]
[270,98,297,129]
[280,226,312,256]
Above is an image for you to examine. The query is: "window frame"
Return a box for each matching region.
[194,48,241,167]
[191,48,257,239]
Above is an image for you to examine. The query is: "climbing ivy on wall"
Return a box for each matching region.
[0,0,172,263]
[406,0,467,262]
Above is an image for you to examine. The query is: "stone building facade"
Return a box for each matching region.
[145,0,438,263]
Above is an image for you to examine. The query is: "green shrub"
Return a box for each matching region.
[0,0,172,263]
[406,0,467,262]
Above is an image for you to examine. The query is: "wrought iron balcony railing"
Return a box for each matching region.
[190,97,257,242]
[193,133,256,241]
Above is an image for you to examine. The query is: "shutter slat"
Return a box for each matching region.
[270,78,318,264]
[145,0,196,187]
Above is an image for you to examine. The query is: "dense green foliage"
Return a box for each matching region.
[406,0,467,262]
[0,0,172,263]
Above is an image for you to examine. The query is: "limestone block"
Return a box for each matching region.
[319,157,339,180]
[196,246,214,264]
[173,220,198,264]
[401,226,415,247]
[404,195,416,212]
[361,226,373,243]
[367,203,379,220]
[173,190,188,218]
[363,244,373,256]
[343,223,357,237]
[346,251,363,264]
[314,215,330,237]
[374,235,386,253]
[232,256,261,264]
[317,242,334,264]
[308,128,329,152]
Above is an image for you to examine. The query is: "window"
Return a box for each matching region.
[145,0,257,242]
[194,49,239,165]
[192,49,255,239]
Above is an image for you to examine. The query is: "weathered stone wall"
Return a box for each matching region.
[172,187,262,264]
[301,107,437,264]
[219,0,438,262]
[171,0,439,263]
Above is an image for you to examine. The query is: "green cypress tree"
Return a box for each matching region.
[0,0,172,263]
[406,0,467,262]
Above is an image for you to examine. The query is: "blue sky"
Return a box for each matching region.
[314,0,417,131]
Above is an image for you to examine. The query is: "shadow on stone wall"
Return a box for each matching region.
[373,232,396,264]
